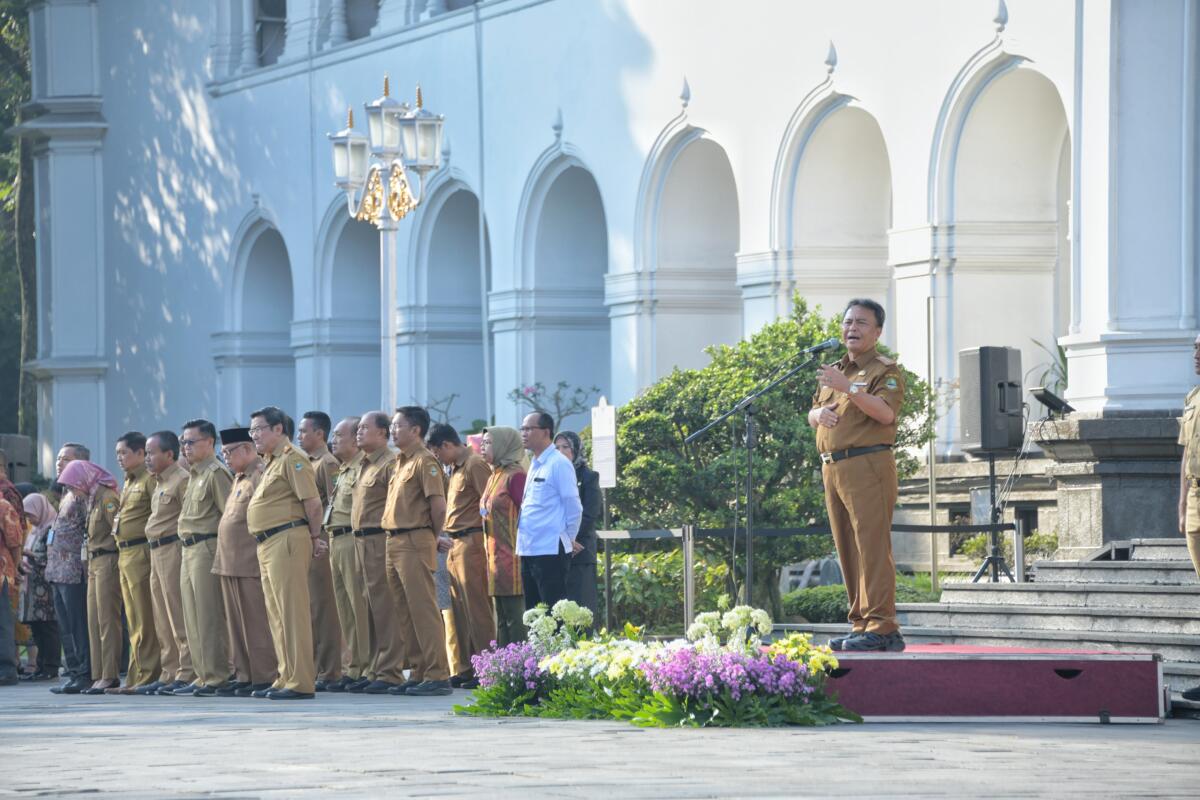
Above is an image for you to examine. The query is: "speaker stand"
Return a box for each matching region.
[971,451,1015,583]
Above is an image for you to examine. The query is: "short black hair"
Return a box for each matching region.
[181,419,217,443]
[396,405,431,438]
[62,442,90,461]
[302,411,332,441]
[148,430,180,460]
[250,406,288,435]
[364,411,390,431]
[426,423,462,448]
[283,413,295,440]
[844,298,885,328]
[532,411,555,434]
[116,431,147,453]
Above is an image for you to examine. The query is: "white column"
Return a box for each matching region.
[328,0,348,47]
[379,220,400,411]
[281,0,318,61]
[1061,0,1199,412]
[376,0,412,31]
[239,0,257,72]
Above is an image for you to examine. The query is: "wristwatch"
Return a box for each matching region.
[848,384,861,396]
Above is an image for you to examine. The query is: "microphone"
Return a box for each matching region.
[805,337,841,354]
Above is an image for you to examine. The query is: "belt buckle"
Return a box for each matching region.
[820,452,834,465]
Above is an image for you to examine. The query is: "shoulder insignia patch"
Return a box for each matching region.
[105,501,116,513]
[430,465,440,477]
[294,461,304,471]
[885,377,899,391]
[877,355,896,366]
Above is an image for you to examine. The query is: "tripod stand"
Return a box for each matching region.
[970,451,1015,583]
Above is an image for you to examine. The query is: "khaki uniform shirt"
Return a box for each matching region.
[179,454,234,535]
[145,461,190,541]
[308,445,340,509]
[381,441,445,532]
[114,466,156,543]
[812,347,905,452]
[246,439,320,534]
[327,452,363,529]
[87,486,120,553]
[351,447,397,530]
[444,451,491,533]
[1180,387,1200,478]
[214,460,265,578]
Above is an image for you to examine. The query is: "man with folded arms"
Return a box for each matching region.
[174,419,234,696]
[106,432,161,694]
[212,426,278,697]
[325,417,370,692]
[350,411,404,694]
[138,431,195,695]
[382,406,452,697]
[246,406,326,700]
[298,410,344,691]
[427,423,495,688]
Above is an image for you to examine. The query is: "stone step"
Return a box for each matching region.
[937,581,1200,612]
[1031,560,1199,585]
[897,603,1200,636]
[780,623,1200,692]
[1128,538,1193,561]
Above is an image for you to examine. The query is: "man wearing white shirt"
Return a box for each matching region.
[517,412,583,610]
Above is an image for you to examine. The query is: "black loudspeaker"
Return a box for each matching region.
[959,346,1024,453]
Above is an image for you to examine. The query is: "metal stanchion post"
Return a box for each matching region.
[603,535,613,632]
[1014,517,1026,583]
[682,525,696,627]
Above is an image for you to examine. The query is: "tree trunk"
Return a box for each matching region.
[15,131,36,439]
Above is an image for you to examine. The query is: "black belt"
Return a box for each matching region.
[148,534,180,550]
[352,527,386,538]
[327,526,352,538]
[181,533,217,547]
[252,520,307,544]
[89,548,117,558]
[446,527,483,540]
[820,444,892,465]
[117,537,148,550]
[386,526,427,537]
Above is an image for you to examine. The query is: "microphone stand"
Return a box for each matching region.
[684,344,836,607]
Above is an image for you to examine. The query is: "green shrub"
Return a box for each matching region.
[782,584,849,623]
[596,550,729,634]
[959,529,1059,568]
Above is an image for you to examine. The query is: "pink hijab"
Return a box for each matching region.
[58,460,119,502]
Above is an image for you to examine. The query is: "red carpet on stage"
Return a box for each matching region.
[826,644,1163,723]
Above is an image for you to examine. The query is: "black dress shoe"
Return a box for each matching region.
[828,632,863,652]
[363,680,399,695]
[251,685,276,699]
[52,677,87,695]
[82,681,119,695]
[346,677,372,693]
[171,682,200,696]
[405,679,452,697]
[133,681,164,696]
[217,681,249,697]
[325,676,351,693]
[459,678,479,690]
[387,679,422,696]
[192,684,220,697]
[449,674,465,688]
[267,688,315,700]
[841,631,906,652]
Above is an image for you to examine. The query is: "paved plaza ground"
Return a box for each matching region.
[1,681,1197,798]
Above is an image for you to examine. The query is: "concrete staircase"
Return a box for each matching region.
[791,538,1200,716]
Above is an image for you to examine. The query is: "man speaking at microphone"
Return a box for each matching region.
[808,298,906,652]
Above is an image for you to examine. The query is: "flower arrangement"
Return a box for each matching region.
[456,605,859,727]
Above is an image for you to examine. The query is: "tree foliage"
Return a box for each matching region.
[600,297,934,612]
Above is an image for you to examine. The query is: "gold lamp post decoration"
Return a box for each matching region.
[328,75,444,227]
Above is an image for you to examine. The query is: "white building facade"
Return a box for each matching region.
[19,0,1200,476]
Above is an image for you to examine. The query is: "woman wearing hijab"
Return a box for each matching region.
[58,460,123,694]
[19,492,61,680]
[478,427,528,646]
[554,431,602,623]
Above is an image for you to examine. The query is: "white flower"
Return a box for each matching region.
[750,608,773,636]
[685,622,711,642]
[522,605,548,626]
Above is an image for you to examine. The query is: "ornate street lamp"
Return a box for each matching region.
[328,75,445,227]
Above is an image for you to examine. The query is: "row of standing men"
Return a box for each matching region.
[49,405,597,699]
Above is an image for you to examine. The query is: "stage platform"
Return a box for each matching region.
[826,643,1164,723]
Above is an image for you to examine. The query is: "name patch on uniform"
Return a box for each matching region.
[294,462,304,471]
[885,377,899,390]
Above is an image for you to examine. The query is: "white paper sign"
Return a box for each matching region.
[591,396,617,489]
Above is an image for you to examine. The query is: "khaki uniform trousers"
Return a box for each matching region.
[220,575,278,686]
[257,527,315,693]
[308,532,342,682]
[442,609,463,677]
[356,533,406,683]
[822,449,900,635]
[385,529,450,683]
[329,532,372,680]
[117,544,160,687]
[446,532,496,673]
[179,538,229,686]
[1185,486,1200,577]
[149,539,195,683]
[86,553,123,681]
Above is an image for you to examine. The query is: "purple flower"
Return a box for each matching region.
[472,642,546,692]
[639,648,813,702]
